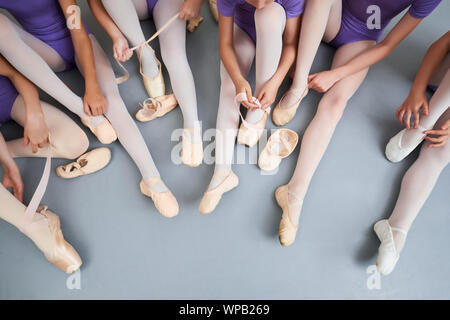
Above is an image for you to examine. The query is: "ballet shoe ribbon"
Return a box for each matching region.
[115,13,180,84]
[234,92,271,130]
[19,141,54,235]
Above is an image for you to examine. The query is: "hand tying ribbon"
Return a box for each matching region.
[234,92,271,130]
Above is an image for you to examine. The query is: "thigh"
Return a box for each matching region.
[323,0,342,43]
[132,0,150,20]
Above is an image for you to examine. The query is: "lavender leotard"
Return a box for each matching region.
[217,0,304,44]
[0,0,91,123]
[146,0,158,15]
[329,0,442,48]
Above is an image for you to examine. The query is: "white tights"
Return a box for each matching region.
[209,2,286,190]
[101,0,199,129]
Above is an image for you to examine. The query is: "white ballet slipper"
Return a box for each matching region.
[275,185,301,247]
[136,94,178,122]
[181,128,204,167]
[81,117,117,145]
[374,219,407,275]
[140,178,179,218]
[56,148,111,179]
[199,171,239,214]
[258,129,298,171]
[187,16,204,32]
[385,128,425,163]
[272,87,308,127]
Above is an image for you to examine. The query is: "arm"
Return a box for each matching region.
[257,16,301,109]
[58,0,107,116]
[397,31,450,128]
[219,14,258,109]
[309,12,423,92]
[0,133,24,202]
[179,0,205,20]
[0,55,49,153]
[87,0,132,62]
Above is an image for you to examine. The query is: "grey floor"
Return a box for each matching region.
[0,3,449,299]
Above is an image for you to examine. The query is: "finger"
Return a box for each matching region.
[405,111,411,129]
[422,100,429,116]
[83,99,92,117]
[413,112,420,129]
[424,129,445,136]
[428,141,445,148]
[398,109,405,125]
[32,143,38,154]
[424,136,445,143]
[23,135,29,147]
[245,88,253,103]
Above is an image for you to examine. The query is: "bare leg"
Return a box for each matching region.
[7,96,89,159]
[280,0,342,109]
[208,25,255,190]
[287,40,375,224]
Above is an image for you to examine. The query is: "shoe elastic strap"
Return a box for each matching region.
[234,92,271,130]
[140,97,162,113]
[391,227,408,236]
[19,143,53,235]
[115,13,180,84]
[267,132,292,156]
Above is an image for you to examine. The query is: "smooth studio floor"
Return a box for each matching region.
[0,3,449,299]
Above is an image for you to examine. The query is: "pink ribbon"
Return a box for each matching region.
[234,92,271,130]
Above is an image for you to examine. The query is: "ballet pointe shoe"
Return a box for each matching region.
[275,185,300,247]
[258,129,298,171]
[272,87,308,126]
[374,220,407,275]
[138,44,165,98]
[237,112,268,147]
[181,128,204,167]
[385,128,425,163]
[140,178,179,218]
[136,94,178,122]
[56,147,111,179]
[209,0,219,22]
[199,171,239,214]
[187,16,204,32]
[81,117,117,144]
[21,206,82,274]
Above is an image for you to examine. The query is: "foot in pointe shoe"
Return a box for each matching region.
[275,185,301,247]
[181,127,204,167]
[138,44,165,98]
[136,94,178,122]
[21,206,82,274]
[272,87,308,126]
[199,171,239,214]
[237,112,268,147]
[140,178,179,218]
[81,117,117,144]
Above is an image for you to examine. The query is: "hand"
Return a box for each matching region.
[235,78,259,109]
[113,36,133,62]
[2,161,24,202]
[396,90,429,129]
[257,78,279,111]
[83,87,107,116]
[178,0,202,20]
[424,118,450,148]
[24,110,50,153]
[308,69,341,93]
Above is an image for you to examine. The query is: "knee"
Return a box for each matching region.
[254,2,285,35]
[51,122,89,159]
[317,95,348,123]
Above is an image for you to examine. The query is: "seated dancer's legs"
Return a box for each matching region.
[81,35,167,192]
[7,96,89,159]
[209,25,255,190]
[287,40,375,225]
[0,13,104,126]
[153,0,199,130]
[388,108,450,252]
[101,0,159,78]
[280,0,342,109]
[246,2,286,124]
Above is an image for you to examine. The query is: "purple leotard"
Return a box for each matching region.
[0,0,90,123]
[217,0,304,43]
[329,0,442,48]
[146,0,158,15]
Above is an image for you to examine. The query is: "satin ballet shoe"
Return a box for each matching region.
[81,117,117,144]
[181,129,204,167]
[272,87,308,126]
[385,128,425,163]
[275,185,301,247]
[56,147,111,179]
[374,219,407,275]
[140,178,179,218]
[136,94,178,122]
[199,171,239,214]
[187,16,204,32]
[138,44,165,98]
[258,129,298,171]
[209,0,219,22]
[237,112,268,147]
[21,206,82,274]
